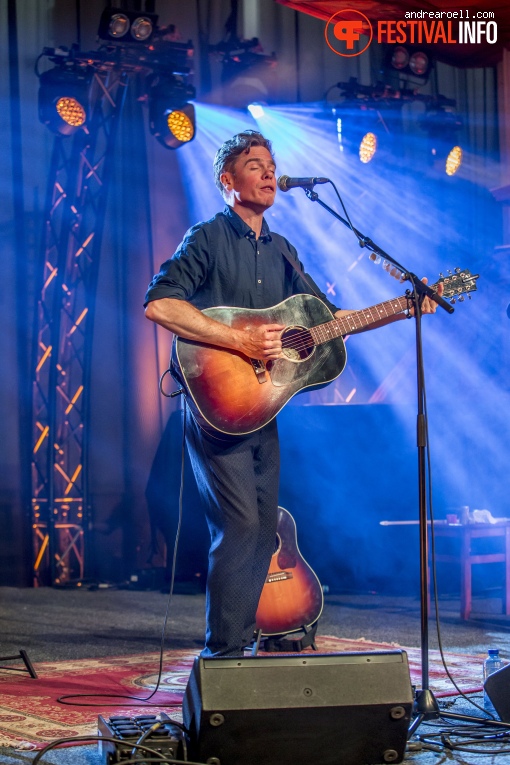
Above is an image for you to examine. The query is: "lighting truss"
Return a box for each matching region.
[31,40,194,586]
[31,69,128,585]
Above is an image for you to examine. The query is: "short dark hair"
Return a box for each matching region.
[213,130,275,198]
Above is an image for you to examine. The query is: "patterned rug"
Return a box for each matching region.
[0,636,483,749]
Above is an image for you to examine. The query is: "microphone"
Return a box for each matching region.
[277,175,329,192]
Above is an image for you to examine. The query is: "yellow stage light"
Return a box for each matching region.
[56,97,86,127]
[167,110,194,143]
[38,68,91,136]
[359,132,377,163]
[446,145,463,176]
[149,76,196,150]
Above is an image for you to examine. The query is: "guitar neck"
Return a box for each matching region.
[310,294,409,344]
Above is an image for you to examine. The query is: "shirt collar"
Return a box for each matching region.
[223,205,272,242]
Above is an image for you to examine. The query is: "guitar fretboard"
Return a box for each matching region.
[309,295,408,345]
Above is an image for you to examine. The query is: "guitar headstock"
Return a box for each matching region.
[435,268,479,303]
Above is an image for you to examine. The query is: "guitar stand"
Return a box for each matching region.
[0,649,38,678]
[251,623,319,655]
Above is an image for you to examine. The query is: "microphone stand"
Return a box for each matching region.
[302,187,510,735]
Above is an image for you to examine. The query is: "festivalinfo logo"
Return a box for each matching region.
[325,8,498,57]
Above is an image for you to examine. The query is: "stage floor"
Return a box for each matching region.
[2,586,509,662]
[1,587,509,765]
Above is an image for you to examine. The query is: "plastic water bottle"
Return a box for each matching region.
[483,648,502,715]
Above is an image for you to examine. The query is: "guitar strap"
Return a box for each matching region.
[280,248,323,300]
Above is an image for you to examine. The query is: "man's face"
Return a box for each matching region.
[221,146,276,211]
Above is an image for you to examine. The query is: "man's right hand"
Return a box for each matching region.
[237,323,285,360]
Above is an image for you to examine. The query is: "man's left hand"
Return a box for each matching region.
[413,277,444,315]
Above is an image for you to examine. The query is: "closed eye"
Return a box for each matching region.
[245,160,276,173]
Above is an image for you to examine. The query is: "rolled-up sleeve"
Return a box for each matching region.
[144,224,211,306]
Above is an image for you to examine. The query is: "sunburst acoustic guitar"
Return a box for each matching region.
[173,269,478,436]
[255,506,323,637]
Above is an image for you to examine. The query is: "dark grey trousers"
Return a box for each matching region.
[185,408,280,657]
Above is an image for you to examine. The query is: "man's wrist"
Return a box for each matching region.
[230,327,247,353]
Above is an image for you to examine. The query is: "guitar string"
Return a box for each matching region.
[279,298,409,353]
[279,277,464,352]
[275,278,465,355]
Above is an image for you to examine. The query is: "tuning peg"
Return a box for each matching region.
[468,294,472,299]
[447,269,452,275]
[450,298,456,304]
[455,267,461,273]
[439,272,444,278]
[459,296,465,302]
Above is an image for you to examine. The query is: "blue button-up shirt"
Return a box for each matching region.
[144,205,339,313]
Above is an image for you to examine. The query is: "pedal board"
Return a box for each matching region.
[98,714,184,764]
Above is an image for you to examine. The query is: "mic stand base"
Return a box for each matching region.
[408,689,440,736]
[408,687,510,738]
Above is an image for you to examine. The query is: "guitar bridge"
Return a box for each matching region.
[250,358,267,384]
[266,571,293,583]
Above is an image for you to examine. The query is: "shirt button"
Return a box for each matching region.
[257,279,262,284]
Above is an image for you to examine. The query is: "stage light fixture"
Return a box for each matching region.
[336,116,344,152]
[422,107,463,176]
[97,8,158,44]
[387,46,432,81]
[131,17,154,42]
[409,51,429,77]
[38,66,91,136]
[55,97,86,127]
[148,76,196,150]
[108,13,129,39]
[333,105,391,165]
[167,107,195,144]
[445,145,463,176]
[391,46,409,70]
[359,132,377,163]
[248,103,265,119]
[209,37,277,109]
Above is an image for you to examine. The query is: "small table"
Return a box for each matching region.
[434,521,510,620]
[380,519,510,620]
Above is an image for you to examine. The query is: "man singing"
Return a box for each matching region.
[144,130,441,657]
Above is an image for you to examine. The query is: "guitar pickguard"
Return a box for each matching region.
[269,294,346,389]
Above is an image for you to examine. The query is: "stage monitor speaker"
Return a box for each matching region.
[484,663,510,721]
[182,651,413,765]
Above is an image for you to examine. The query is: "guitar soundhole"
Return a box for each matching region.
[281,326,315,362]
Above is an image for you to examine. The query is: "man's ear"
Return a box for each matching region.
[220,171,234,192]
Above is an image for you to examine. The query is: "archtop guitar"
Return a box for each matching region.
[173,269,478,436]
